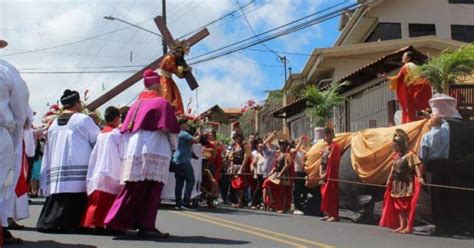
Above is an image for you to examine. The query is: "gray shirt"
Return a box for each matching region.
[262,146,276,177]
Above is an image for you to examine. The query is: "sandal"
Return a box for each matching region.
[326,217,339,222]
[320,216,330,221]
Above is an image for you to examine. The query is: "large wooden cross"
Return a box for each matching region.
[86,16,209,111]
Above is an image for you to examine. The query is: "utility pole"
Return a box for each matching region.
[281,56,289,82]
[195,69,199,115]
[162,0,167,55]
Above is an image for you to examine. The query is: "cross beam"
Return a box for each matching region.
[86,16,209,111]
[154,16,209,90]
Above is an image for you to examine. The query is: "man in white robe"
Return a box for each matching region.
[5,112,35,230]
[37,89,100,232]
[0,38,32,244]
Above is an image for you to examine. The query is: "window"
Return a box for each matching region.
[365,22,401,42]
[409,24,436,37]
[452,25,474,42]
[449,0,474,4]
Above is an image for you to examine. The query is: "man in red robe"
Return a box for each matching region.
[379,51,432,123]
[320,128,341,222]
[157,40,192,115]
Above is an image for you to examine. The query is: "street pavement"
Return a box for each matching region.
[8,202,474,248]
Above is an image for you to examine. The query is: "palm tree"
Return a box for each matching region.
[412,44,474,93]
[301,81,349,127]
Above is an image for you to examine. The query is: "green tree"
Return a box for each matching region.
[301,82,348,127]
[411,44,474,93]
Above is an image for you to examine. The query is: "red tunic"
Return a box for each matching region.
[82,190,117,228]
[389,63,432,124]
[81,125,118,228]
[15,142,29,197]
[262,153,293,212]
[320,142,341,219]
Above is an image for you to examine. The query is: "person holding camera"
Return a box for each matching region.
[173,119,201,210]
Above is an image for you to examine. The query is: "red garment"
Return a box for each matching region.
[101,124,116,133]
[213,143,223,185]
[231,176,246,190]
[159,54,185,115]
[262,153,293,212]
[15,143,29,197]
[82,190,117,228]
[262,180,291,211]
[320,142,341,219]
[231,158,253,190]
[379,175,421,232]
[390,64,432,124]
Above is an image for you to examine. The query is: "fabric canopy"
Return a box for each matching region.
[305,119,431,187]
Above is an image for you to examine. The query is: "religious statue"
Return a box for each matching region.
[157,40,192,115]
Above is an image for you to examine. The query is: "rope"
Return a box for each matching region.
[222,173,474,192]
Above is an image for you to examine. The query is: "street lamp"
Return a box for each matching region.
[103,16,162,37]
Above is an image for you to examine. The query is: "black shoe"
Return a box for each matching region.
[137,228,170,238]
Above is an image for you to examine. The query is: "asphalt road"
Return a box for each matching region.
[8,202,473,248]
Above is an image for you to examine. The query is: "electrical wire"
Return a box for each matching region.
[188,2,362,65]
[187,0,352,62]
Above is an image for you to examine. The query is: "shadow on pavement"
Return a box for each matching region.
[161,205,293,218]
[113,235,250,245]
[18,240,97,248]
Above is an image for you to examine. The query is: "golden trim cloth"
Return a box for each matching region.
[305,119,431,187]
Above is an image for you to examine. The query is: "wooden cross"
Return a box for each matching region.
[86,15,209,111]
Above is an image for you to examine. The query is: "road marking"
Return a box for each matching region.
[173,211,334,248]
[173,211,307,248]
[189,212,334,248]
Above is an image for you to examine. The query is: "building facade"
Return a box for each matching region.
[277,0,473,138]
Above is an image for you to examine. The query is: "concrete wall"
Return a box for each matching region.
[368,0,474,40]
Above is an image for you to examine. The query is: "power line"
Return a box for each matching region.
[187,1,360,65]
[0,7,155,57]
[235,0,281,59]
[176,0,256,40]
[21,70,138,74]
[20,2,362,74]
[187,0,352,62]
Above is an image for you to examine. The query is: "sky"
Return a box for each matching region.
[0,0,354,124]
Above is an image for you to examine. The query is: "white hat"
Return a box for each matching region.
[0,40,8,49]
[429,93,462,119]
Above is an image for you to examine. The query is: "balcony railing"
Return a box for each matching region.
[449,84,474,108]
[449,84,474,119]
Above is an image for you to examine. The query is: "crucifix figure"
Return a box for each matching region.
[86,16,209,112]
[154,16,201,115]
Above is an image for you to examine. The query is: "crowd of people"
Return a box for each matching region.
[0,38,455,245]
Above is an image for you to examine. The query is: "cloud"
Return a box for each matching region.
[0,0,339,125]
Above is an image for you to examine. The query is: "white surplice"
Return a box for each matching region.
[0,59,31,227]
[86,128,124,196]
[3,127,35,226]
[40,113,100,195]
[121,130,177,184]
